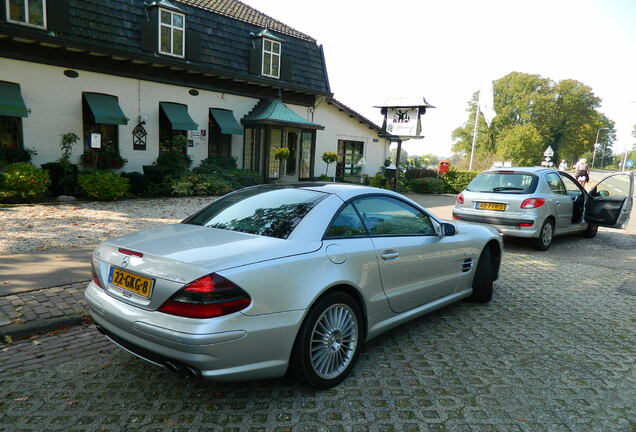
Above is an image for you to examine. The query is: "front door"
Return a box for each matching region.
[282,129,300,182]
[584,172,634,228]
[351,195,461,313]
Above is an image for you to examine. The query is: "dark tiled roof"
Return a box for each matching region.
[179,0,316,42]
[1,0,329,95]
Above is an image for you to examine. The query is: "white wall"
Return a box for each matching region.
[290,101,389,178]
[1,57,389,179]
[0,57,257,172]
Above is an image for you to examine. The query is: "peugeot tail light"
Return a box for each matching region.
[520,198,545,209]
[158,274,251,319]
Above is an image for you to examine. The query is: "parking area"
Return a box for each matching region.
[1,194,635,431]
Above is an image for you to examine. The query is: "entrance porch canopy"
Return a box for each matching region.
[241,98,324,130]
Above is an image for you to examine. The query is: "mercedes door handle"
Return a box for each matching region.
[381,251,400,261]
[556,201,560,206]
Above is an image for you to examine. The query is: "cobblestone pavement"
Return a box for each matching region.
[1,242,635,431]
[0,282,87,337]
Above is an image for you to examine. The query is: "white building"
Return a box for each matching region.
[0,0,389,181]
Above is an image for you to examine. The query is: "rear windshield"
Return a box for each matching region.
[466,172,539,194]
[182,187,327,239]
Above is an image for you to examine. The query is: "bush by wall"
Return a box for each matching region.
[404,168,437,180]
[1,162,51,201]
[407,178,448,194]
[440,170,479,193]
[80,149,127,170]
[78,171,129,201]
[369,173,387,188]
[41,162,79,196]
[120,171,151,197]
[0,147,33,168]
[170,173,233,197]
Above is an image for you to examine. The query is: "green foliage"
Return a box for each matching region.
[407,178,448,194]
[170,173,233,196]
[78,171,129,201]
[440,170,479,193]
[80,149,127,170]
[452,72,614,166]
[1,162,51,201]
[322,152,338,176]
[369,173,387,188]
[120,172,151,197]
[156,150,192,175]
[273,147,290,160]
[495,124,544,166]
[0,147,33,169]
[194,155,237,171]
[41,162,79,196]
[316,174,331,181]
[404,168,437,180]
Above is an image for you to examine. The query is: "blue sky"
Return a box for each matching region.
[247,0,636,158]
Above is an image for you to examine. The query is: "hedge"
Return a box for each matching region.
[440,170,479,193]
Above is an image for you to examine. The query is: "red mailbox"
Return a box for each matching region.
[439,160,450,174]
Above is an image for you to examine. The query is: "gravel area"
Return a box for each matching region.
[0,197,216,255]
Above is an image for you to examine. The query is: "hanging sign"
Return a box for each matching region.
[90,133,102,149]
[385,108,421,138]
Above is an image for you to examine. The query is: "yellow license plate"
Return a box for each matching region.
[108,267,154,298]
[476,202,506,211]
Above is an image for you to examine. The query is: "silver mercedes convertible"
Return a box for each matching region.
[85,183,503,388]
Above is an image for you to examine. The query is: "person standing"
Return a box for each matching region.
[558,160,568,171]
[573,158,590,187]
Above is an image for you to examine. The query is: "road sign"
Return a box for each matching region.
[543,146,554,157]
[626,160,634,168]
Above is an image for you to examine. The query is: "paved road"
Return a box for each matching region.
[1,196,635,431]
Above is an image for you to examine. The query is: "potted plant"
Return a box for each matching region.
[321,151,338,181]
[273,147,290,181]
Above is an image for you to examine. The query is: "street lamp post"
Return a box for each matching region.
[591,127,609,168]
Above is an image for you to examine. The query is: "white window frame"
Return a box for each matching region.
[158,8,185,58]
[262,38,281,79]
[5,0,47,29]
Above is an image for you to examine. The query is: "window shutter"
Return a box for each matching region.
[249,41,262,75]
[47,0,71,33]
[185,30,201,62]
[140,19,157,52]
[280,55,292,81]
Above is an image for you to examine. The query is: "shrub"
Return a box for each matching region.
[194,155,237,172]
[171,173,232,197]
[155,150,192,176]
[369,173,386,188]
[407,178,448,194]
[316,174,331,181]
[80,149,127,170]
[41,162,79,196]
[321,152,338,176]
[120,171,150,197]
[404,168,437,180]
[78,171,129,201]
[440,170,479,193]
[0,147,34,167]
[1,162,51,200]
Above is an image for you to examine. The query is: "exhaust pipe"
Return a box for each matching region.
[164,361,181,372]
[185,366,201,378]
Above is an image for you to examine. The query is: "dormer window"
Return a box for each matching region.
[6,0,46,28]
[262,38,281,79]
[158,8,185,57]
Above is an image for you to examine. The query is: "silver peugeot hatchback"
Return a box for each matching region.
[452,167,633,250]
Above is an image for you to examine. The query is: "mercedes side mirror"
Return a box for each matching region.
[441,223,456,236]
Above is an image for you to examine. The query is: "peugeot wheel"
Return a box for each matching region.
[291,292,362,389]
[532,219,554,251]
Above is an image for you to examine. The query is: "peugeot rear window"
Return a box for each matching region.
[466,172,539,194]
[182,187,327,239]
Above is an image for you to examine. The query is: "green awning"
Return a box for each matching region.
[210,108,243,135]
[160,102,198,131]
[83,93,128,125]
[242,98,324,130]
[0,82,29,117]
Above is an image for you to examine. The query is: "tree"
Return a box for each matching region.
[451,72,615,167]
[495,124,544,166]
[321,152,337,176]
[390,148,409,165]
